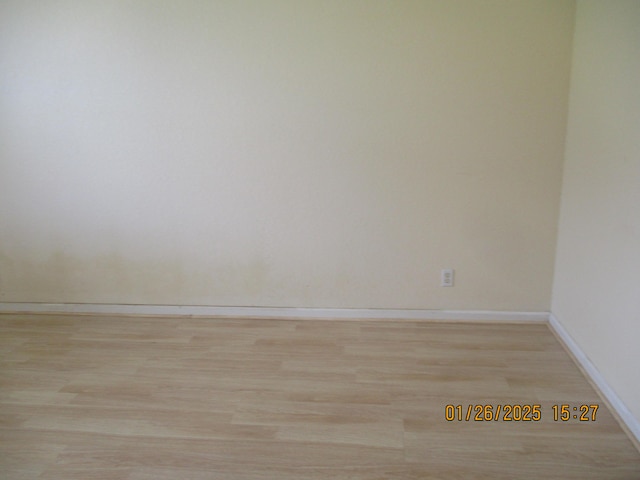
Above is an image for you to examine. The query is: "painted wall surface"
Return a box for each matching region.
[552,1,640,422]
[0,1,575,309]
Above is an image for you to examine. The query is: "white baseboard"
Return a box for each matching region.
[549,313,640,447]
[0,302,548,322]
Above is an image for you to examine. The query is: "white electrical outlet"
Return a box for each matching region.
[441,269,454,287]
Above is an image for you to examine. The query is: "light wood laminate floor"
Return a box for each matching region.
[1,313,639,479]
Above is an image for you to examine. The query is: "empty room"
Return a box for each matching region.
[1,0,639,478]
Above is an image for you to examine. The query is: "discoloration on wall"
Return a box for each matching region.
[0,0,575,311]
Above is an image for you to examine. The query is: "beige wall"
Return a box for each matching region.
[0,1,575,309]
[552,1,640,422]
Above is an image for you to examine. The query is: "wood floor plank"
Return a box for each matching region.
[1,313,639,479]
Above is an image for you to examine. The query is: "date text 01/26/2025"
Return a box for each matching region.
[444,404,599,422]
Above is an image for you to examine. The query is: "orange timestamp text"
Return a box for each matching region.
[444,404,599,422]
[445,404,541,422]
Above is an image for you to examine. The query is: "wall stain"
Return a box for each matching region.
[0,249,278,305]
